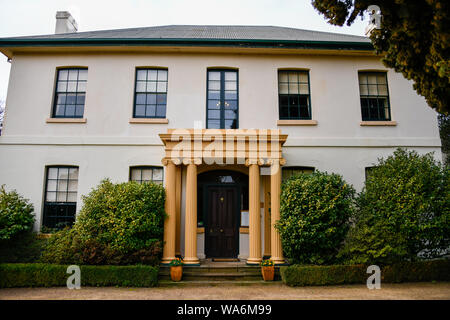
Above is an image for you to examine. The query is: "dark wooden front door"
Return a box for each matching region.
[205,186,239,258]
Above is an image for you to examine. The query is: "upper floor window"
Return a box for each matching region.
[282,166,315,181]
[207,69,238,129]
[134,68,168,118]
[278,70,311,120]
[358,72,391,121]
[43,166,79,230]
[53,68,87,118]
[130,166,164,185]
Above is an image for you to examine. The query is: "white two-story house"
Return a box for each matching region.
[0,12,441,265]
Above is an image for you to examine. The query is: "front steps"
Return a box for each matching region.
[158,262,282,286]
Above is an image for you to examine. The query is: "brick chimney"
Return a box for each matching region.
[55,11,78,34]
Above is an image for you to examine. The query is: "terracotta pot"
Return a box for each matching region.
[170,266,183,282]
[261,266,275,281]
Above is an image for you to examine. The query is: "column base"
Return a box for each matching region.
[270,257,286,265]
[183,257,200,265]
[161,256,177,265]
[246,257,262,265]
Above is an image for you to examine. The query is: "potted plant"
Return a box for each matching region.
[260,259,275,281]
[169,257,183,281]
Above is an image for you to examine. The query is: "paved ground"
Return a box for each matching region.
[1,282,449,300]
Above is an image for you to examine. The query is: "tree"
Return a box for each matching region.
[312,1,450,115]
[339,149,449,265]
[439,113,450,164]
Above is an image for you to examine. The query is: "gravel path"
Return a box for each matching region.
[1,282,449,300]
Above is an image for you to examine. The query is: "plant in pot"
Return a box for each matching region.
[169,257,183,282]
[260,259,275,281]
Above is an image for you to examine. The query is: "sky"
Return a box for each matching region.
[0,0,371,101]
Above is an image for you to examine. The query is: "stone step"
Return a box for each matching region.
[158,280,283,287]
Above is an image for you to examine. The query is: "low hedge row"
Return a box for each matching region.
[280,259,450,287]
[0,263,159,288]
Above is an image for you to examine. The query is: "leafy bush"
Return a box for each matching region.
[0,232,47,263]
[0,263,159,288]
[339,149,450,265]
[280,259,450,287]
[276,171,355,265]
[41,179,166,265]
[0,185,34,241]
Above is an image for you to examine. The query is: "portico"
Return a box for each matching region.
[159,129,287,265]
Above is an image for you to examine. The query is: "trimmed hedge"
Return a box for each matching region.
[280,259,450,286]
[0,263,159,288]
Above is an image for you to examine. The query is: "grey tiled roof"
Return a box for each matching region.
[3,25,370,43]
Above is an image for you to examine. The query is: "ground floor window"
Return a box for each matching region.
[282,166,315,181]
[129,166,164,184]
[42,166,79,230]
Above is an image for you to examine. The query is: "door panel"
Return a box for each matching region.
[206,186,238,258]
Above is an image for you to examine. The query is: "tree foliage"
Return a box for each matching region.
[439,113,450,164]
[0,185,35,241]
[339,149,450,265]
[312,0,450,114]
[276,171,355,265]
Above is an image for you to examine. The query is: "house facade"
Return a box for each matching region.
[0,13,442,265]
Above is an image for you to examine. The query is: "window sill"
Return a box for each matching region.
[360,121,397,126]
[129,118,169,124]
[46,118,87,123]
[277,119,318,126]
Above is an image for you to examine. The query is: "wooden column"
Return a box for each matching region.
[184,162,200,265]
[270,162,285,265]
[161,160,177,264]
[175,165,182,256]
[247,162,262,264]
[263,175,271,258]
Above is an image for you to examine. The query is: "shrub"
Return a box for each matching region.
[0,263,159,288]
[339,149,450,265]
[276,171,355,265]
[41,179,166,265]
[280,259,450,287]
[0,185,34,241]
[0,232,47,263]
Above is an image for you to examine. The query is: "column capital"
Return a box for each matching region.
[267,158,287,166]
[182,157,202,165]
[245,158,260,166]
[161,157,182,166]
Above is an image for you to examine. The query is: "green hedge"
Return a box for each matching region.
[0,263,159,288]
[280,259,450,286]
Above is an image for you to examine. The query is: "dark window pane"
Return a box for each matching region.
[135,105,145,117]
[207,119,221,129]
[66,94,76,105]
[75,105,84,117]
[224,91,237,100]
[156,105,166,117]
[76,94,85,105]
[57,94,66,104]
[225,110,236,120]
[146,105,156,117]
[156,93,167,105]
[136,93,146,105]
[299,106,310,118]
[280,106,289,118]
[65,105,75,117]
[225,119,237,129]
[208,110,220,119]
[208,100,220,109]
[290,106,299,118]
[208,90,220,99]
[225,100,237,110]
